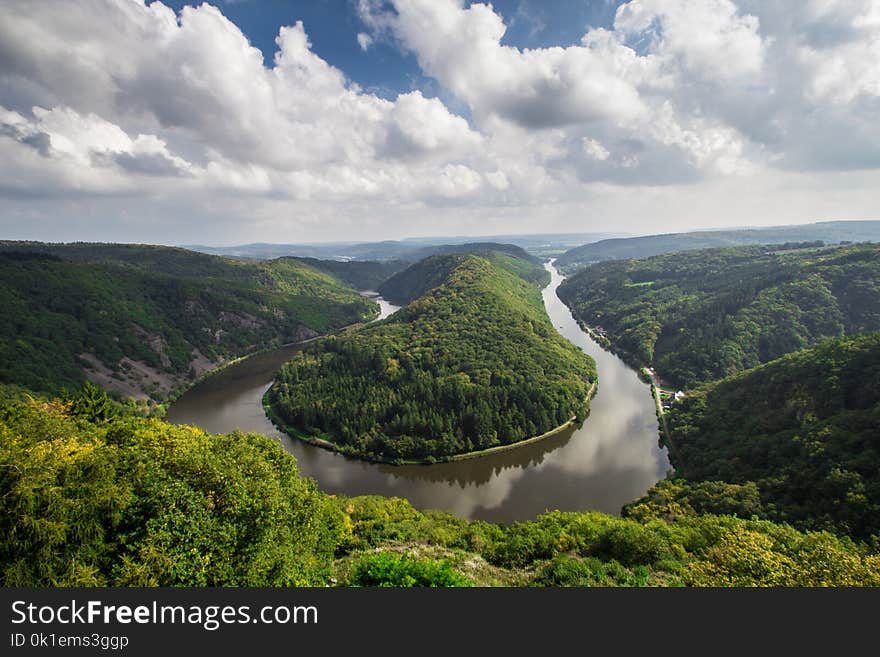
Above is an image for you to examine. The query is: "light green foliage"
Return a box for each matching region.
[334,496,880,587]
[1,399,877,587]
[268,253,595,462]
[0,397,342,586]
[557,243,880,388]
[347,552,472,587]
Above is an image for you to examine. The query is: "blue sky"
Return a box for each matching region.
[0,0,878,244]
[162,1,625,100]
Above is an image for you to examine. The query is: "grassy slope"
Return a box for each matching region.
[0,243,377,399]
[268,253,594,462]
[557,243,880,389]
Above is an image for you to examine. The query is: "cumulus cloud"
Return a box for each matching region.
[357,32,373,51]
[0,0,878,243]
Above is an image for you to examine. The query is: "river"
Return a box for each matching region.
[166,261,670,522]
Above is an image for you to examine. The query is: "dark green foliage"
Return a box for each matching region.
[0,243,377,398]
[347,552,472,587]
[557,243,880,388]
[70,381,119,424]
[555,219,880,271]
[664,333,880,540]
[268,254,595,461]
[623,479,765,523]
[0,398,343,586]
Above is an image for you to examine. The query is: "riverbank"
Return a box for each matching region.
[263,381,598,466]
[167,260,668,521]
[160,312,377,413]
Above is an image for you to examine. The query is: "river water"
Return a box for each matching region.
[166,262,670,522]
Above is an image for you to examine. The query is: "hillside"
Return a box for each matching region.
[0,243,377,401]
[183,232,618,261]
[557,243,880,389]
[378,244,549,305]
[2,394,877,586]
[285,257,407,291]
[555,220,880,272]
[659,334,880,540]
[267,253,594,462]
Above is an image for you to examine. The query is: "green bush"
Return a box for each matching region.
[348,552,471,587]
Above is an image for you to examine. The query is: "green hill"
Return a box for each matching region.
[2,394,877,586]
[378,244,549,305]
[555,220,880,272]
[285,257,407,291]
[657,334,880,540]
[267,252,594,462]
[557,243,880,389]
[0,243,377,401]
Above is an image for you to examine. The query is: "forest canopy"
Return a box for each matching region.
[661,333,880,541]
[267,253,595,462]
[2,393,877,587]
[0,242,376,399]
[557,243,880,389]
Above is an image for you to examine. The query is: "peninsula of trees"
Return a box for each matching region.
[267,252,595,462]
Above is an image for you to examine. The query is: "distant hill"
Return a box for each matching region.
[377,243,548,304]
[284,257,407,291]
[557,243,880,389]
[0,242,377,401]
[267,251,595,462]
[183,232,620,262]
[556,220,880,272]
[660,333,880,540]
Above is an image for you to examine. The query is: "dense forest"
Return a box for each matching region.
[0,242,377,400]
[377,243,549,304]
[555,220,880,272]
[267,252,594,462]
[557,243,880,389]
[656,334,880,540]
[2,393,877,586]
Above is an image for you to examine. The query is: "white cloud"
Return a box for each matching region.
[0,0,878,243]
[582,138,610,161]
[357,32,373,51]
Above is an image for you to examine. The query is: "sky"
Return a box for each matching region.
[1,0,879,245]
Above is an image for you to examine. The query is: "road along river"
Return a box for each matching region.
[166,263,670,522]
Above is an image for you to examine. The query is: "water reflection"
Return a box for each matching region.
[167,264,670,522]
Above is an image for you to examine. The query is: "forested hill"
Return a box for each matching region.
[284,257,407,291]
[557,243,880,389]
[0,243,377,401]
[555,220,880,272]
[268,253,595,462]
[3,393,878,586]
[659,334,880,540]
[378,244,548,305]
